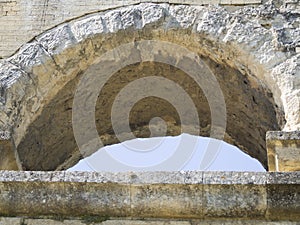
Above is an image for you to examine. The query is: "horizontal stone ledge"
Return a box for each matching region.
[266,131,300,141]
[0,171,299,221]
[0,171,299,184]
[1,218,300,225]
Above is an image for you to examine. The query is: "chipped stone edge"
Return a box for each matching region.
[0,171,298,220]
[0,2,297,134]
[266,131,300,141]
[0,171,298,184]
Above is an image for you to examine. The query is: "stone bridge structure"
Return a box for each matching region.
[0,0,299,224]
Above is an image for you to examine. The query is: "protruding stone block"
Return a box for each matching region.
[267,131,300,171]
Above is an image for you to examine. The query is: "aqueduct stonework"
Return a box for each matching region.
[0,0,299,171]
[0,1,299,224]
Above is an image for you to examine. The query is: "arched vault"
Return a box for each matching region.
[0,3,299,170]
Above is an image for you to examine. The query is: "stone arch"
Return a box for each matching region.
[0,3,299,170]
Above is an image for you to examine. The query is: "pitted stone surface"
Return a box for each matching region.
[1,218,300,225]
[0,217,21,225]
[267,172,300,184]
[267,131,300,140]
[203,171,267,184]
[0,0,265,58]
[267,131,300,171]
[0,171,298,221]
[0,131,10,140]
[0,2,298,171]
[0,1,298,224]
[1,218,300,224]
[128,171,187,184]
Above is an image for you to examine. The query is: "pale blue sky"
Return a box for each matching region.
[68,134,266,172]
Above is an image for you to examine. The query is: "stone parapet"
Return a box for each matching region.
[1,218,299,225]
[0,171,299,222]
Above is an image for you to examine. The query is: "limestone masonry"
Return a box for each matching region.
[0,0,261,58]
[0,0,299,224]
[0,171,299,223]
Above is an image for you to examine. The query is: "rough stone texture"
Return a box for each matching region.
[0,0,263,58]
[266,185,299,221]
[267,131,300,171]
[0,217,21,225]
[0,1,298,224]
[0,171,299,222]
[203,172,267,219]
[0,137,18,170]
[1,218,299,225]
[266,172,300,221]
[0,1,298,171]
[203,184,266,218]
[190,221,300,225]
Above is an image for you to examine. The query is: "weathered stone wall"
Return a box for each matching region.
[0,1,299,171]
[0,2,299,224]
[0,218,299,225]
[1,0,299,59]
[0,171,299,224]
[0,0,265,58]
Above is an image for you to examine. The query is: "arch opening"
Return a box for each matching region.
[15,57,283,171]
[1,3,293,171]
[68,134,266,172]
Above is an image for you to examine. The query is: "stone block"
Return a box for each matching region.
[266,172,300,221]
[267,172,300,184]
[203,172,267,219]
[203,184,266,218]
[266,184,300,220]
[9,42,53,74]
[64,182,131,217]
[0,217,21,225]
[267,131,300,171]
[0,181,67,217]
[130,183,204,218]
